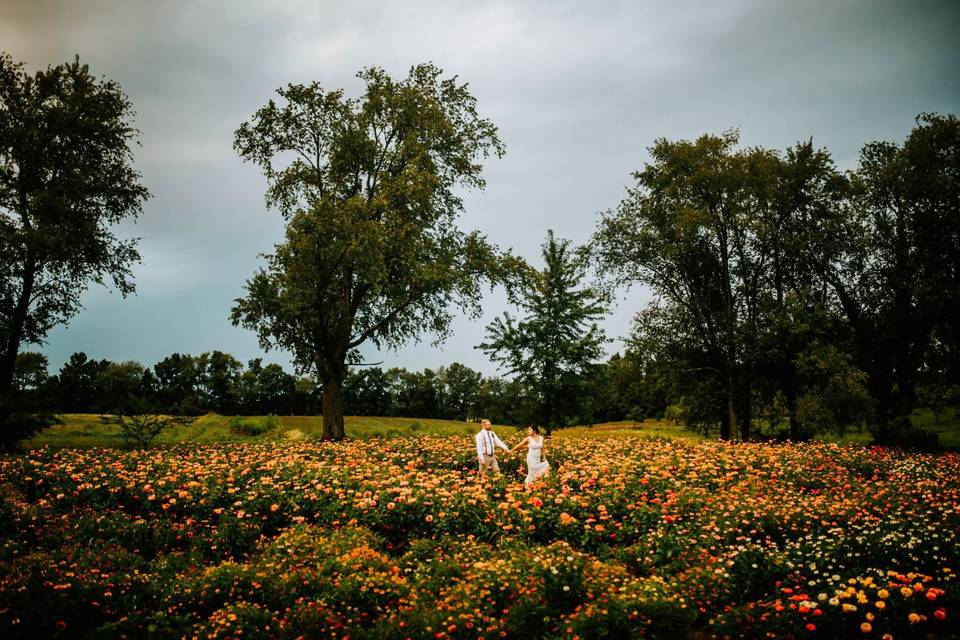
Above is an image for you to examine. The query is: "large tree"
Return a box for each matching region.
[231,64,507,439]
[0,53,149,407]
[479,230,608,432]
[593,133,858,440]
[827,113,960,443]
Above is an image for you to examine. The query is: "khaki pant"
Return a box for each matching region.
[478,454,500,475]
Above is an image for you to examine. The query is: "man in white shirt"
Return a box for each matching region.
[475,418,509,476]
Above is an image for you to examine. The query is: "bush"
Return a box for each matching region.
[229,415,280,436]
[97,396,192,449]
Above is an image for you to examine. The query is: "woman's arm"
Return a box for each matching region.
[509,437,529,454]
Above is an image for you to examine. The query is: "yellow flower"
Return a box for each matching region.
[860,622,872,633]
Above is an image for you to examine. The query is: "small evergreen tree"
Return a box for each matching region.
[479,231,608,432]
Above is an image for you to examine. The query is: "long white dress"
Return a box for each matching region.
[525,436,549,484]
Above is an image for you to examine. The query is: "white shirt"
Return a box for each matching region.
[475,428,509,459]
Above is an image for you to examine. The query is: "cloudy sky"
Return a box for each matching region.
[2,0,958,377]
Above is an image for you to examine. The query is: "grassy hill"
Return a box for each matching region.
[19,409,958,449]
[23,414,697,449]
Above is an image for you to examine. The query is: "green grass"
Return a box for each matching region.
[22,409,959,449]
[22,414,522,449]
[554,419,705,441]
[813,407,960,449]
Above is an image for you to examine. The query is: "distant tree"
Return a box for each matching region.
[293,375,321,415]
[344,367,392,416]
[236,358,264,414]
[387,368,441,419]
[0,53,149,445]
[94,360,148,413]
[480,231,608,433]
[436,362,482,420]
[5,351,56,446]
[153,353,203,414]
[13,351,48,393]
[55,352,109,412]
[231,63,508,439]
[473,375,534,427]
[199,351,242,413]
[257,363,296,414]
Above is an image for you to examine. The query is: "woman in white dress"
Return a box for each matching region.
[510,425,549,484]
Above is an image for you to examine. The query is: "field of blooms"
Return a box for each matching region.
[1,436,958,639]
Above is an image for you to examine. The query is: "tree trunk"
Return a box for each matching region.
[727,392,738,441]
[319,357,347,440]
[0,257,36,397]
[719,403,731,441]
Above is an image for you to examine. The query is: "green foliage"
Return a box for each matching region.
[592,127,912,442]
[793,343,874,437]
[231,63,509,439]
[100,398,193,449]
[833,113,960,441]
[480,230,608,432]
[228,414,281,436]
[0,52,149,414]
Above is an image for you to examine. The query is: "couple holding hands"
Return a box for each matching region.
[475,419,549,484]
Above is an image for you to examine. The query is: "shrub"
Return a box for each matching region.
[229,415,280,436]
[97,396,192,449]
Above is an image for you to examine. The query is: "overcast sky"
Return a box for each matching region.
[2,0,958,377]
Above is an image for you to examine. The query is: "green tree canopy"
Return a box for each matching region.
[479,230,608,432]
[592,132,855,440]
[0,53,148,447]
[0,53,149,402]
[231,63,508,438]
[828,113,960,443]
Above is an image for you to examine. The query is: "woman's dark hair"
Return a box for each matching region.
[529,425,541,435]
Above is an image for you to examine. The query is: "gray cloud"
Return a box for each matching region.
[2,0,957,376]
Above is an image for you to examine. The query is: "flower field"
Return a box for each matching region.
[1,437,957,639]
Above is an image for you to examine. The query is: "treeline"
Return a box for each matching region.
[14,352,317,416]
[12,351,664,426]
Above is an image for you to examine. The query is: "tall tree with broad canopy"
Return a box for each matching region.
[232,64,508,439]
[0,53,149,446]
[592,132,857,440]
[479,230,608,433]
[827,113,960,443]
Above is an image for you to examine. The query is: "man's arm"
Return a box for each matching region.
[493,432,510,451]
[475,433,484,460]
